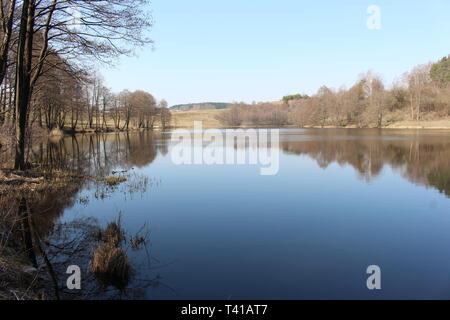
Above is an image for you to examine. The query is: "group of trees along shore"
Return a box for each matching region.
[0,0,170,170]
[218,56,450,128]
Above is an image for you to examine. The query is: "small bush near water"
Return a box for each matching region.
[91,243,132,289]
[91,219,132,289]
[100,221,125,247]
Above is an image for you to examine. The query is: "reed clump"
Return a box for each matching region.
[91,218,131,289]
[91,243,131,289]
[101,221,125,247]
[104,176,127,186]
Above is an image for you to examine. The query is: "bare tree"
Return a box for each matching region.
[0,0,16,86]
[14,0,153,169]
[313,86,334,127]
[129,90,156,129]
[407,64,432,121]
[118,90,132,131]
[361,71,385,128]
[216,103,245,127]
[159,106,171,130]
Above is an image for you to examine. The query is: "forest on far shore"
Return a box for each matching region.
[217,55,450,128]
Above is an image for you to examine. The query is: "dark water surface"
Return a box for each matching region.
[32,129,450,299]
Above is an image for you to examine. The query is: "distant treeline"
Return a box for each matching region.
[282,94,310,104]
[217,55,450,128]
[171,102,230,111]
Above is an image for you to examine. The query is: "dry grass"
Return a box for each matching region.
[0,170,44,186]
[91,243,131,289]
[101,221,125,247]
[171,109,225,128]
[91,217,132,289]
[104,176,127,186]
[386,119,450,129]
[0,169,85,197]
[0,247,45,300]
[130,236,147,251]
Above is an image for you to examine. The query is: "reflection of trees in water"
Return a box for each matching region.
[1,196,165,299]
[0,187,82,299]
[18,132,170,239]
[1,132,171,299]
[29,132,171,177]
[6,132,170,237]
[281,138,450,197]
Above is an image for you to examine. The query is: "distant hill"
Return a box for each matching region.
[170,102,230,111]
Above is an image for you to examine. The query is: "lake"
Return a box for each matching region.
[30,128,450,299]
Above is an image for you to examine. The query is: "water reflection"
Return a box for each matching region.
[3,129,450,299]
[29,132,169,176]
[10,129,450,200]
[1,132,170,299]
[4,132,170,242]
[280,129,450,197]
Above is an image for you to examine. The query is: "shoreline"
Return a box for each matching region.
[169,124,450,131]
[170,110,450,131]
[62,125,450,133]
[49,127,169,136]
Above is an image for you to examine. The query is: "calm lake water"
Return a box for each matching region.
[32,128,450,299]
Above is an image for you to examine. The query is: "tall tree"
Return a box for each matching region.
[13,0,153,169]
[407,64,432,121]
[0,0,16,86]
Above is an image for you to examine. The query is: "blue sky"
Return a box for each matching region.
[100,0,450,106]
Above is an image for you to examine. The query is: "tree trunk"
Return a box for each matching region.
[14,0,33,170]
[0,0,16,87]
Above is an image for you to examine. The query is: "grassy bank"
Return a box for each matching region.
[0,247,47,300]
[171,109,225,128]
[171,109,450,130]
[0,170,77,300]
[385,119,450,129]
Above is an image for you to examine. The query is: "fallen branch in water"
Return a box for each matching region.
[0,169,128,189]
[0,171,44,185]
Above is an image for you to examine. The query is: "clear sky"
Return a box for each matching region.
[100,0,450,106]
